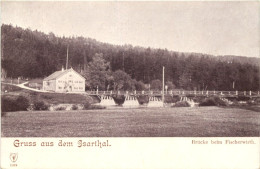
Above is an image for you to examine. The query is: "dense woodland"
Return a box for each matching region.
[1,24,260,91]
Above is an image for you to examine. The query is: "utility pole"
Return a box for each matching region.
[122,52,125,71]
[162,66,165,104]
[83,49,87,72]
[83,43,87,72]
[66,45,69,70]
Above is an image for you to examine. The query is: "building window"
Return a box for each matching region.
[69,74,72,77]
[58,86,62,89]
[74,87,78,89]
[79,81,83,83]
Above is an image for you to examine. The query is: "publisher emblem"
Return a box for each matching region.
[10,153,18,163]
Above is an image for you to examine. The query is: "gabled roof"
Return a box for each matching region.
[43,68,85,81]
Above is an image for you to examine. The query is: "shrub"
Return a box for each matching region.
[164,96,173,103]
[83,102,91,109]
[214,97,229,106]
[242,98,260,106]
[33,101,49,110]
[199,98,216,106]
[137,95,149,105]
[192,97,204,103]
[2,97,14,112]
[173,101,190,107]
[199,97,228,107]
[171,96,181,103]
[112,95,125,105]
[55,106,66,111]
[135,81,145,91]
[1,111,7,117]
[15,96,30,110]
[82,103,106,110]
[71,104,78,110]
[246,99,259,105]
[27,104,34,111]
[254,97,260,103]
[2,96,29,112]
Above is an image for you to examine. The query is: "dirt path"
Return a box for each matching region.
[16,82,49,93]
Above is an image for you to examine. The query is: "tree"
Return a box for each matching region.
[166,81,175,90]
[179,72,191,90]
[1,24,259,91]
[150,79,162,91]
[83,53,111,90]
[113,70,135,91]
[134,80,146,91]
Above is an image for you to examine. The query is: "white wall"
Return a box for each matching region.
[43,80,56,91]
[56,71,85,92]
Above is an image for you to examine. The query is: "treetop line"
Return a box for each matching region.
[1,24,260,91]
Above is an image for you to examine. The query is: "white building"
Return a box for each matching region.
[43,68,85,92]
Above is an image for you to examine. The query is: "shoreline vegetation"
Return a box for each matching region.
[1,83,260,116]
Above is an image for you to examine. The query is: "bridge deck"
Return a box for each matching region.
[87,90,260,97]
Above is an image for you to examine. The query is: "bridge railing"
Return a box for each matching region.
[86,90,260,96]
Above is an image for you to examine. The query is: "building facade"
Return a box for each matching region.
[43,68,85,92]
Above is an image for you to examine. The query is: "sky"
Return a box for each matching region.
[1,1,260,58]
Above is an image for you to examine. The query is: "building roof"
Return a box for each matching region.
[43,68,85,81]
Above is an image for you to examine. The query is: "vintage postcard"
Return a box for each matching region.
[1,1,259,169]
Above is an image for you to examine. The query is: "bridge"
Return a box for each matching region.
[87,90,260,98]
[87,90,260,107]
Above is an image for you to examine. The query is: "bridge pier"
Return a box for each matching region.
[98,95,116,106]
[147,96,163,107]
[124,95,139,107]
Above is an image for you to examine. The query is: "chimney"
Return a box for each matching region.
[61,66,64,72]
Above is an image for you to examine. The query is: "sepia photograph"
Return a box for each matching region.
[1,1,260,169]
[1,1,260,138]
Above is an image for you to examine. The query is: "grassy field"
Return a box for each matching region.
[1,107,259,137]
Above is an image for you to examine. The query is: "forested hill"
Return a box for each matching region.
[217,55,259,66]
[1,24,260,91]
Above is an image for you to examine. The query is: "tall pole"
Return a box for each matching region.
[83,48,87,71]
[123,52,125,71]
[66,45,69,70]
[162,66,165,104]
